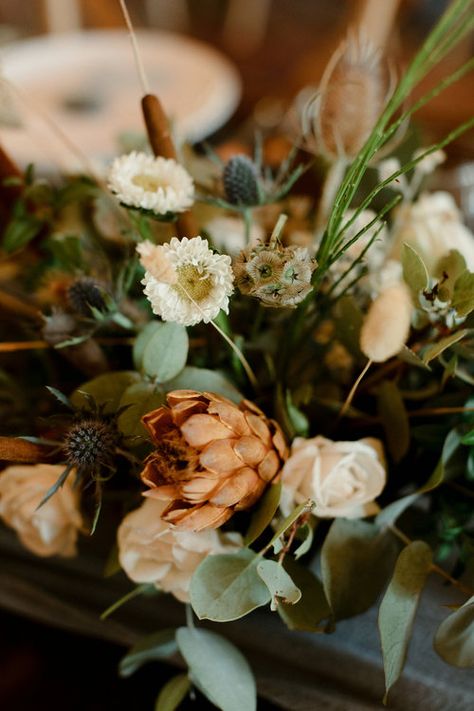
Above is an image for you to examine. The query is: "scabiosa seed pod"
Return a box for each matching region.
[64,418,119,474]
[223,154,260,206]
[67,277,107,316]
[233,243,316,308]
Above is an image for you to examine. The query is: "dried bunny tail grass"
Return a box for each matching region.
[316,31,388,159]
[360,283,412,362]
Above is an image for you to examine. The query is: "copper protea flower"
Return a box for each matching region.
[140,390,288,531]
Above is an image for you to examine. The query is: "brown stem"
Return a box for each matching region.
[0,290,42,322]
[0,437,52,464]
[140,94,197,238]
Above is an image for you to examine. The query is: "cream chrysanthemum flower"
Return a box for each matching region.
[107,151,194,215]
[138,237,234,326]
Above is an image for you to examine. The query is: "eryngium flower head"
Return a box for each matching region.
[138,236,234,326]
[233,243,316,307]
[64,418,119,474]
[140,390,288,531]
[67,277,106,316]
[107,151,194,215]
[223,155,260,206]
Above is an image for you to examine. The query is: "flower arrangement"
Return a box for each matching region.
[1,1,474,708]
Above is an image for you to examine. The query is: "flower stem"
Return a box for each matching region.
[339,359,372,419]
[211,318,259,390]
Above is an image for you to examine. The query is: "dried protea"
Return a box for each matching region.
[223,154,260,206]
[140,390,288,531]
[304,32,388,160]
[233,242,316,307]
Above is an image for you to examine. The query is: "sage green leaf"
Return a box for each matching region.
[142,322,189,382]
[71,371,140,413]
[155,674,190,711]
[133,322,162,371]
[376,495,418,528]
[321,519,398,620]
[397,345,431,371]
[433,250,466,299]
[377,380,410,462]
[402,243,429,298]
[294,522,314,560]
[461,430,474,445]
[166,366,242,404]
[269,501,314,554]
[333,296,363,357]
[118,381,165,437]
[244,482,281,546]
[422,330,468,364]
[434,595,474,668]
[189,549,271,622]
[2,213,43,252]
[378,541,432,702]
[452,270,474,317]
[256,559,301,610]
[278,559,330,632]
[176,628,256,711]
[119,629,178,677]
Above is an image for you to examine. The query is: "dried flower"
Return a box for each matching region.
[0,464,82,557]
[64,417,119,476]
[140,390,288,531]
[67,277,107,316]
[306,33,387,159]
[234,243,316,307]
[138,236,234,326]
[117,498,242,602]
[223,154,260,206]
[107,151,194,215]
[360,283,412,362]
[280,436,386,518]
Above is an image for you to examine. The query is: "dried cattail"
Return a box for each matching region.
[308,33,388,160]
[360,283,412,362]
[223,154,260,206]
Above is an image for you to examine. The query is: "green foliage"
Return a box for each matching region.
[278,559,330,632]
[256,559,301,610]
[118,382,165,437]
[321,519,399,620]
[140,322,189,382]
[402,243,429,299]
[71,371,140,413]
[434,596,474,668]
[119,629,178,678]
[244,482,282,546]
[452,271,474,317]
[377,380,410,462]
[189,549,271,622]
[422,330,469,364]
[378,541,432,702]
[155,674,190,711]
[434,250,467,300]
[176,627,256,711]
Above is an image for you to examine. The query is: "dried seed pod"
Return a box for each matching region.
[67,277,107,316]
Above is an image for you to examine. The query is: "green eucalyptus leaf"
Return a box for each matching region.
[422,330,469,364]
[119,629,178,678]
[155,674,190,711]
[189,549,271,622]
[118,381,165,437]
[402,243,429,298]
[133,322,163,371]
[166,366,242,404]
[256,559,301,610]
[294,522,314,560]
[176,627,256,711]
[452,270,474,317]
[269,501,314,554]
[142,322,189,382]
[244,482,281,546]
[71,371,140,413]
[397,345,431,371]
[378,541,432,702]
[377,380,410,462]
[434,250,466,299]
[376,495,418,528]
[321,519,398,620]
[278,559,330,632]
[434,595,474,668]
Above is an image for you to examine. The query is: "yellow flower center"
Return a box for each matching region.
[132,173,168,192]
[174,264,213,302]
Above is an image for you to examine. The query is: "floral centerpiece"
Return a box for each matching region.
[1,1,474,709]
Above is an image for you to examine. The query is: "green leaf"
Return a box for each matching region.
[268,501,314,554]
[402,243,429,298]
[434,595,474,668]
[294,522,314,560]
[321,519,398,620]
[285,390,309,437]
[46,385,73,410]
[397,346,431,371]
[118,381,166,437]
[119,629,178,678]
[155,674,190,711]
[142,322,189,382]
[333,296,363,358]
[422,330,469,364]
[2,213,43,252]
[133,322,163,371]
[461,430,474,445]
[376,495,418,528]
[189,549,271,622]
[244,482,281,546]
[452,270,474,317]
[434,250,467,299]
[176,627,256,711]
[378,541,432,702]
[166,366,242,404]
[278,559,330,632]
[71,371,140,413]
[256,559,301,610]
[377,380,410,462]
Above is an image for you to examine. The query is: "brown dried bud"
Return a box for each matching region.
[140,390,288,531]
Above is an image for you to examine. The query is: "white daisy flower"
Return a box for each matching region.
[138,237,234,326]
[107,151,194,215]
